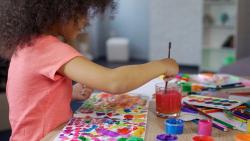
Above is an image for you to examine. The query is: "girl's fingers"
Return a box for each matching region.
[83,88,93,94]
[72,83,93,101]
[164,75,175,81]
[79,87,93,97]
[82,92,91,99]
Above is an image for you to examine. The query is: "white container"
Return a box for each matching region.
[106,38,129,62]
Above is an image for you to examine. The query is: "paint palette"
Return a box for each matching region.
[54,93,149,141]
[182,95,242,110]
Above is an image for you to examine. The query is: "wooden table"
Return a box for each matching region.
[42,100,245,141]
[145,101,243,141]
[42,76,250,141]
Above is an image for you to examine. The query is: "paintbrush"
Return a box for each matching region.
[165,42,172,92]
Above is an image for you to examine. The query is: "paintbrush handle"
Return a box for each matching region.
[165,42,172,91]
[168,42,171,58]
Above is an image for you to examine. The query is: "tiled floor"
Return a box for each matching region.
[0,59,199,141]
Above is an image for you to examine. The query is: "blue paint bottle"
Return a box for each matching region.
[165,118,184,135]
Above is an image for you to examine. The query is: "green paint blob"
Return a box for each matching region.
[127,136,144,141]
[78,136,89,141]
[118,138,128,141]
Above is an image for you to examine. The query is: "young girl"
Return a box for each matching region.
[0,0,179,141]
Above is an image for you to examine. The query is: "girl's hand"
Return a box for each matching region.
[72,83,93,101]
[160,58,179,77]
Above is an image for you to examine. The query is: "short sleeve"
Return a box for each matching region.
[37,38,82,81]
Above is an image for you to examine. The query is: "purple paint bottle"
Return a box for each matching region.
[156,134,178,141]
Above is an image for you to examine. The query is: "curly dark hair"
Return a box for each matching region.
[0,0,116,59]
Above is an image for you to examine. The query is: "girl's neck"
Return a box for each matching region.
[42,23,62,37]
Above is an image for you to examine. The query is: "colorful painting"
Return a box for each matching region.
[54,93,149,141]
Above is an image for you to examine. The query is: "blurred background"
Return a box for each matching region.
[74,0,249,74]
[1,0,250,140]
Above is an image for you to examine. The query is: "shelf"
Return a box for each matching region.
[204,0,237,6]
[203,47,235,51]
[200,66,218,72]
[201,47,236,72]
[204,24,235,30]
[202,0,238,72]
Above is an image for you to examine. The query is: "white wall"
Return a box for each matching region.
[149,0,203,66]
[91,0,150,60]
[90,0,204,65]
[87,17,101,58]
[108,0,150,60]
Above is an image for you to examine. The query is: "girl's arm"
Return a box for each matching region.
[58,56,178,94]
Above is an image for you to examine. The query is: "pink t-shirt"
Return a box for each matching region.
[7,35,82,141]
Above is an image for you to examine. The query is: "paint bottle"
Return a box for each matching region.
[181,82,192,95]
[165,118,184,135]
[156,134,178,141]
[235,133,250,141]
[192,135,214,141]
[198,120,212,136]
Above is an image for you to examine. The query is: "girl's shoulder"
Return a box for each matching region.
[34,35,62,46]
[15,35,76,59]
[31,35,73,52]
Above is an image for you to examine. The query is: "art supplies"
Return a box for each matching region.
[201,108,222,114]
[156,134,178,141]
[181,105,198,114]
[181,82,192,94]
[164,42,172,92]
[247,120,250,133]
[180,105,207,122]
[183,103,236,130]
[190,73,250,91]
[176,73,190,82]
[182,95,242,110]
[211,120,228,132]
[185,99,249,131]
[192,135,214,141]
[233,110,250,120]
[202,83,245,91]
[168,42,171,59]
[209,112,247,131]
[54,93,149,141]
[218,83,245,89]
[190,74,243,86]
[156,83,182,118]
[234,133,250,141]
[224,107,250,125]
[198,120,212,136]
[179,113,203,122]
[192,119,228,132]
[165,118,184,135]
[190,105,223,114]
[229,95,250,103]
